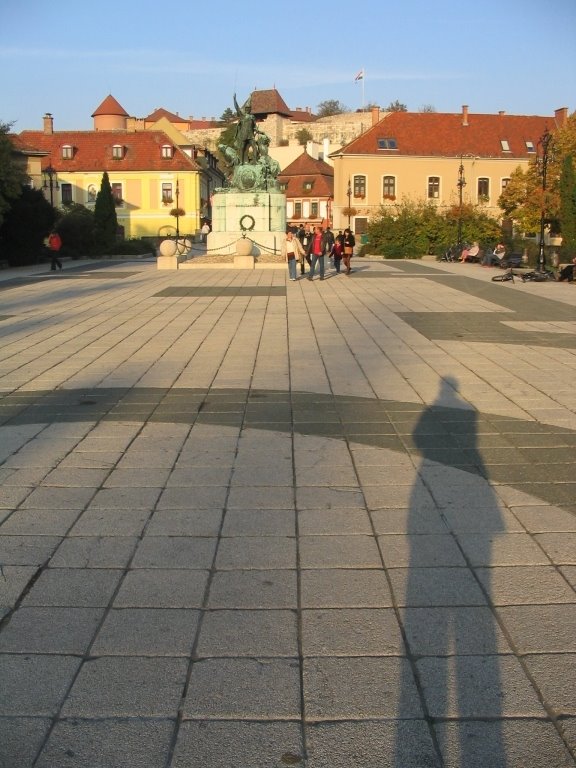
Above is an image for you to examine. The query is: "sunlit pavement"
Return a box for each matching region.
[0,257,575,767]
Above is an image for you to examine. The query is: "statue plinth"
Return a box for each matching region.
[158,92,286,269]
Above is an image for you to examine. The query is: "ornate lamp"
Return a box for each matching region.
[42,165,59,205]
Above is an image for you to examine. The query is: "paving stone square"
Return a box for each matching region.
[61,656,188,717]
[1,259,575,766]
[183,657,301,719]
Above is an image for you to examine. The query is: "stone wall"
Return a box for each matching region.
[183,111,377,156]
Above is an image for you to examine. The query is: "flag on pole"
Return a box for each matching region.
[354,69,364,81]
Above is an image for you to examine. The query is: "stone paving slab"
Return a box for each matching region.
[0,258,575,766]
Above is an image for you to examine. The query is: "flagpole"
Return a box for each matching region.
[362,69,365,110]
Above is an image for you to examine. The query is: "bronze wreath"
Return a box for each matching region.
[239,214,256,232]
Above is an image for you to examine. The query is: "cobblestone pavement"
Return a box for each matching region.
[0,257,575,767]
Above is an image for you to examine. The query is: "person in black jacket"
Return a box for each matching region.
[298,223,313,274]
[342,228,355,274]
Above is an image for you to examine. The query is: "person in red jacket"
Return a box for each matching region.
[48,231,63,271]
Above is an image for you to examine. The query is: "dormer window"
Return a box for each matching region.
[112,144,125,159]
[303,181,314,191]
[500,139,510,152]
[378,138,397,150]
[161,145,174,159]
[61,144,73,159]
[525,140,535,153]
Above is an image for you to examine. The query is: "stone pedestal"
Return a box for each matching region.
[207,190,286,257]
[157,238,192,269]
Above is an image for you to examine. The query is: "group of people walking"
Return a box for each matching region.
[281,224,355,281]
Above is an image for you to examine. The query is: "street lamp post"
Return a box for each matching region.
[347,179,352,228]
[175,178,180,240]
[456,157,466,247]
[42,165,59,206]
[537,128,553,272]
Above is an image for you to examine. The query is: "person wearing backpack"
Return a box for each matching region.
[48,231,63,271]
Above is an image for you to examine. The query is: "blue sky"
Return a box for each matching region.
[1,0,574,132]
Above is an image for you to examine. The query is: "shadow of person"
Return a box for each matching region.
[393,376,508,767]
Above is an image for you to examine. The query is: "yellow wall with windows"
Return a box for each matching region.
[332,155,532,231]
[46,170,202,239]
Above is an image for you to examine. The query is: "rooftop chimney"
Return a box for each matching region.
[371,106,380,126]
[462,105,469,127]
[555,107,568,126]
[498,110,506,116]
[43,113,54,135]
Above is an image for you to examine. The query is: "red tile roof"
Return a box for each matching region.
[91,95,130,118]
[145,107,186,123]
[8,134,47,155]
[339,110,557,159]
[278,152,333,198]
[18,130,200,172]
[249,89,292,118]
[289,109,317,123]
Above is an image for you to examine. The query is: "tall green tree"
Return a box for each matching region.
[0,121,27,228]
[219,107,235,124]
[384,100,408,112]
[316,100,347,118]
[93,171,118,251]
[295,128,313,146]
[498,112,576,235]
[559,154,576,256]
[0,187,56,266]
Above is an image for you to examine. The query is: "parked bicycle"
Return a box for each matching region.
[491,267,519,283]
[440,244,462,262]
[520,268,556,282]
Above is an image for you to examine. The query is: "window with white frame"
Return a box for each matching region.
[294,201,302,218]
[525,140,535,153]
[353,175,366,198]
[61,145,73,159]
[501,177,511,191]
[87,184,97,203]
[427,176,440,199]
[311,201,318,218]
[500,139,510,152]
[382,175,396,199]
[112,144,125,159]
[161,145,173,159]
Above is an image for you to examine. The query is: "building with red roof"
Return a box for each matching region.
[278,152,334,229]
[329,105,570,235]
[19,97,225,239]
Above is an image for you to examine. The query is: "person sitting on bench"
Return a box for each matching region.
[482,243,505,267]
[460,241,480,262]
